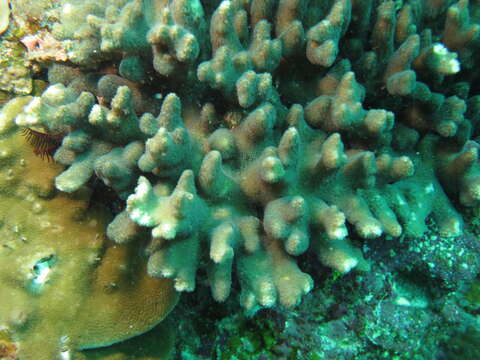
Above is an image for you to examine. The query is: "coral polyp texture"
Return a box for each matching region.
[4,0,480,317]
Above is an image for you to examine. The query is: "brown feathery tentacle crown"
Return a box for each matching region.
[21,128,63,161]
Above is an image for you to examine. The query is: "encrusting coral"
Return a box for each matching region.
[3,0,480,337]
[0,100,178,359]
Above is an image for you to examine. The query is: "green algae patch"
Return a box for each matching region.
[465,277,480,306]
[0,120,178,359]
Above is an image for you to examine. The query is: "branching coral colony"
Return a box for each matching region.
[6,0,480,314]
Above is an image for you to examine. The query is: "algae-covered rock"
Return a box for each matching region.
[0,40,33,95]
[0,103,178,359]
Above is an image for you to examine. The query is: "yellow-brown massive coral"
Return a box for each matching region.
[0,100,178,359]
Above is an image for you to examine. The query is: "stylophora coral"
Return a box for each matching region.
[2,0,480,342]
